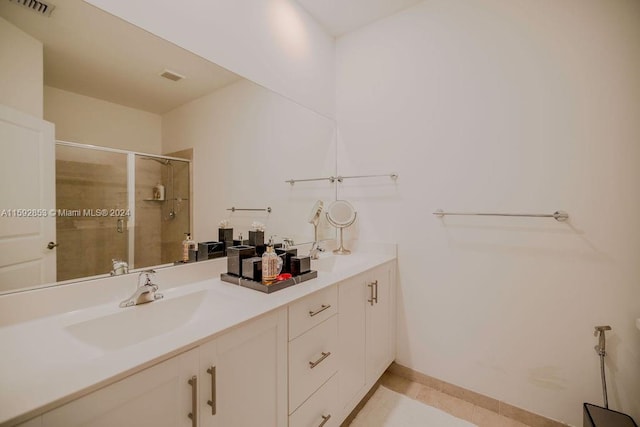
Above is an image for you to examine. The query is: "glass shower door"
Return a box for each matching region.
[55,144,129,281]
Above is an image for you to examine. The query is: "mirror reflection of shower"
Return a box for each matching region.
[138,156,186,221]
[54,141,191,282]
[135,153,191,268]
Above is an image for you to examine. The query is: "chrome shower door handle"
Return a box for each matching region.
[188,375,198,426]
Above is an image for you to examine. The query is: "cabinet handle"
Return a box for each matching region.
[368,281,378,306]
[373,280,378,304]
[206,366,216,415]
[319,414,332,427]
[309,351,331,369]
[188,375,198,427]
[309,304,331,317]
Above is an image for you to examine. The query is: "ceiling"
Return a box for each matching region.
[0,0,422,114]
[0,0,241,114]
[295,0,423,37]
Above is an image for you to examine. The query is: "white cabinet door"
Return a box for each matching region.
[338,261,396,419]
[0,104,56,292]
[203,308,287,427]
[42,349,199,427]
[337,274,366,414]
[366,263,394,382]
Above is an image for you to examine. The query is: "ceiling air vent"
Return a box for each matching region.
[160,70,185,82]
[9,0,55,17]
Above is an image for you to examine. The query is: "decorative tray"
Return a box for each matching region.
[220,270,318,294]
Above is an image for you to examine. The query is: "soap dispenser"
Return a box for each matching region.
[182,233,196,262]
[153,182,165,200]
[261,237,282,285]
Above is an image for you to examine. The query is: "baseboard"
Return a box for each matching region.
[387,362,568,427]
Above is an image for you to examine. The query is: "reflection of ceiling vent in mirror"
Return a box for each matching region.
[9,0,55,17]
[160,70,185,82]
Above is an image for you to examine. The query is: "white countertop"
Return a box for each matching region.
[0,249,395,426]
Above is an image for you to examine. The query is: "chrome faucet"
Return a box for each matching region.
[283,237,295,250]
[309,241,324,260]
[119,269,163,308]
[110,259,129,276]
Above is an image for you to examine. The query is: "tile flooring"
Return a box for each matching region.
[346,371,535,427]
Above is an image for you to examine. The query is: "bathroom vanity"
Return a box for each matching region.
[0,244,396,427]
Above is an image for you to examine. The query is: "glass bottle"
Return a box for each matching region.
[261,239,282,284]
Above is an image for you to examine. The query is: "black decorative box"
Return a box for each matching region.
[226,245,256,277]
[248,230,264,247]
[198,241,225,260]
[218,228,233,242]
[242,257,262,281]
[290,256,311,276]
[220,270,318,294]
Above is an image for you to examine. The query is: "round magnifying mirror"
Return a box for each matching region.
[326,200,357,255]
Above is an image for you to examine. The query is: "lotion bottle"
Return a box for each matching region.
[182,233,196,262]
[261,237,282,284]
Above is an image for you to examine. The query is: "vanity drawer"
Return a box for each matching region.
[289,286,337,340]
[289,315,338,413]
[289,373,339,427]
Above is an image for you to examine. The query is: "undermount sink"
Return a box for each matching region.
[65,290,207,351]
[311,253,367,273]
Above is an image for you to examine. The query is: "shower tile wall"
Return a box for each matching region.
[56,158,127,281]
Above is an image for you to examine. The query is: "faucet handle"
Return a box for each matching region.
[594,325,611,336]
[138,269,157,287]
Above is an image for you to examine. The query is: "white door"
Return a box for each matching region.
[0,104,55,292]
[42,349,199,427]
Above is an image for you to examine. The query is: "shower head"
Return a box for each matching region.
[140,156,171,165]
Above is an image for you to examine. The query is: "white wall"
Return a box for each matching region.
[162,78,336,245]
[336,0,640,425]
[0,17,43,118]
[44,86,162,153]
[85,0,336,119]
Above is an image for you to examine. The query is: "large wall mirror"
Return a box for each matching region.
[0,0,336,294]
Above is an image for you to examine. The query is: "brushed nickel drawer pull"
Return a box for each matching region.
[367,282,375,306]
[309,351,331,369]
[373,280,378,304]
[207,366,216,415]
[188,375,198,426]
[319,414,332,427]
[309,304,331,317]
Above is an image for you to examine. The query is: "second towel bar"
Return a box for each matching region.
[433,209,569,222]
